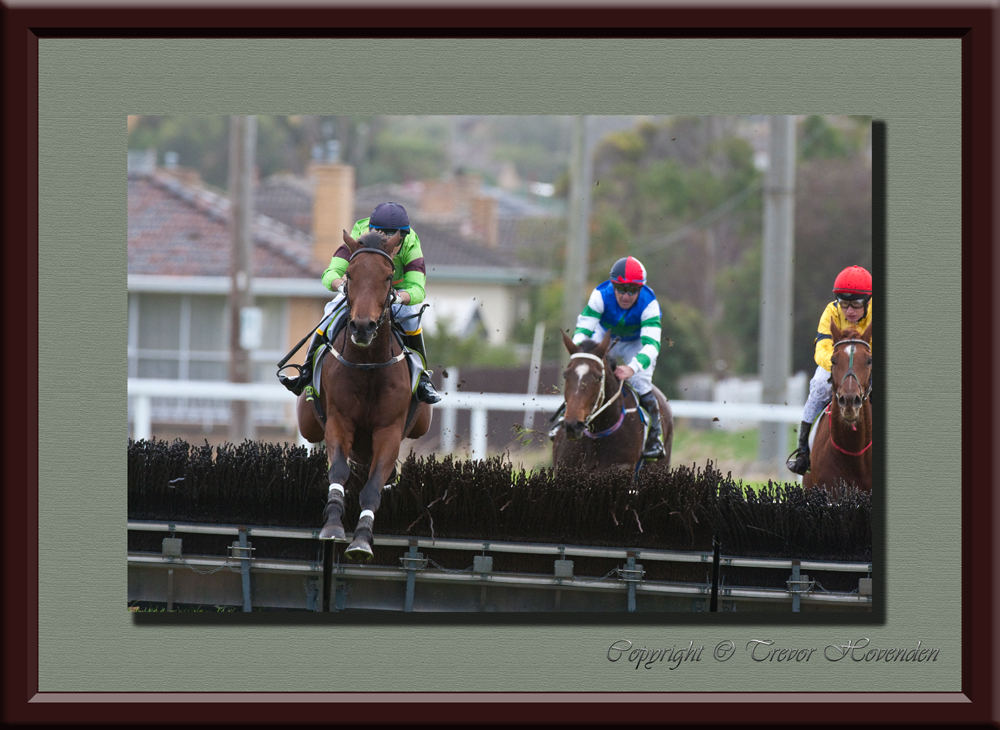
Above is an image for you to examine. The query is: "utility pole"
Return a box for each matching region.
[757,115,796,473]
[562,115,593,335]
[229,115,257,443]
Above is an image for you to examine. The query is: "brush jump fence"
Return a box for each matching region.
[127,377,804,458]
[128,440,872,614]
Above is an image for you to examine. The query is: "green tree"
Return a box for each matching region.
[583,116,763,384]
[717,121,872,376]
[790,155,873,374]
[423,319,521,371]
[716,246,762,374]
[652,299,709,398]
[129,116,231,187]
[360,117,450,186]
[128,115,381,189]
[800,115,849,160]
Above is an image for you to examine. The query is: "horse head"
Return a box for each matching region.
[341,229,401,347]
[829,321,872,427]
[560,330,613,440]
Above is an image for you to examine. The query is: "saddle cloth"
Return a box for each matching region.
[807,404,828,451]
[624,383,665,450]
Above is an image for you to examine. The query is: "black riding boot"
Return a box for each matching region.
[547,402,566,440]
[401,332,442,404]
[638,392,667,460]
[278,333,322,397]
[785,420,813,475]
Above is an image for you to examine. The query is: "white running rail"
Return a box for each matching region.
[128,378,803,459]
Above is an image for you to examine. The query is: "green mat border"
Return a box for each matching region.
[24,24,976,707]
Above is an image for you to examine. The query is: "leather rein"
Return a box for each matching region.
[568,352,633,439]
[827,338,873,456]
[329,247,406,371]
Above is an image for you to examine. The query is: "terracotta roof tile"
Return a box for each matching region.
[128,171,321,279]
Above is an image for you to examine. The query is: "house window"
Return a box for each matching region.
[128,293,288,427]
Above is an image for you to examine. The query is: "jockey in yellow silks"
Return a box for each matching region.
[786,265,873,475]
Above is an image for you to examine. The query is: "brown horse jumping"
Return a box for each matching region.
[297,229,432,560]
[803,322,872,494]
[553,331,673,476]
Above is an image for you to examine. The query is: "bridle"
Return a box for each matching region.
[567,352,626,438]
[831,338,872,403]
[827,338,873,456]
[330,247,406,371]
[344,247,396,331]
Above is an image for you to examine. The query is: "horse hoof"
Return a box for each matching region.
[345,538,373,562]
[319,523,346,541]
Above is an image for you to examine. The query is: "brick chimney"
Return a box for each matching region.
[420,179,458,220]
[308,161,355,268]
[470,195,499,248]
[455,170,483,212]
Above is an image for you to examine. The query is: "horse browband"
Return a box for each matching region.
[832,338,870,351]
[349,247,394,264]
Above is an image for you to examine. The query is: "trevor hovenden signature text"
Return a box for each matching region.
[608,638,940,668]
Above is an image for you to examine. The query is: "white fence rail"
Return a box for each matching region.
[128,378,804,460]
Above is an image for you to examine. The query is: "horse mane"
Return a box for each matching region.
[357,230,390,250]
[577,338,617,368]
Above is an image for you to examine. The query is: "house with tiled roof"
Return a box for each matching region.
[127,150,551,439]
[127,151,332,437]
[253,170,554,344]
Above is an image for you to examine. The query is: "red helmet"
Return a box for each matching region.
[609,256,647,286]
[832,265,872,297]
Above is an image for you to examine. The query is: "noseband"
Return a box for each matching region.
[568,352,624,435]
[832,339,872,402]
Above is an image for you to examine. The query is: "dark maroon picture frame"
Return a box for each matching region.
[2,4,994,725]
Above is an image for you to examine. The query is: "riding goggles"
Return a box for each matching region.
[613,283,642,295]
[837,296,868,310]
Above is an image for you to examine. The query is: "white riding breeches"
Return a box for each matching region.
[802,364,833,424]
[323,293,424,335]
[607,338,654,396]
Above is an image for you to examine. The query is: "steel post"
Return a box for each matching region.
[791,560,801,613]
[238,528,252,612]
[710,538,721,612]
[404,543,419,612]
[322,541,334,612]
[627,553,636,613]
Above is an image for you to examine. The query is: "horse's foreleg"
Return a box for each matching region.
[345,426,403,561]
[319,422,354,542]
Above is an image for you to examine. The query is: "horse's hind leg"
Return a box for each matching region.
[296,392,324,444]
[406,403,433,439]
[319,424,354,542]
[346,426,403,561]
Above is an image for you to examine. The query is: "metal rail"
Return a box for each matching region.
[127,519,872,613]
[128,520,871,573]
[128,553,871,607]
